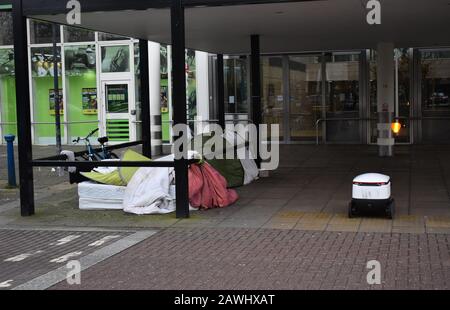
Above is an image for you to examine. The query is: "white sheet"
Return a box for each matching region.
[122,152,200,215]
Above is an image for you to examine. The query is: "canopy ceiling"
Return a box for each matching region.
[26,0,450,54]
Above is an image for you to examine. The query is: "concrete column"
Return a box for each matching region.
[149,41,162,156]
[376,42,395,157]
[195,51,210,135]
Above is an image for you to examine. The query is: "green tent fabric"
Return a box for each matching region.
[190,134,245,188]
[207,158,244,188]
[80,149,151,186]
[80,169,125,186]
[118,149,152,184]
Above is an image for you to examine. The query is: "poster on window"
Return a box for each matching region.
[82,88,98,114]
[49,89,63,115]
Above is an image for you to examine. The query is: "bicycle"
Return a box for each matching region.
[73,128,119,161]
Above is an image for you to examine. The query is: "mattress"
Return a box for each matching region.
[78,181,126,210]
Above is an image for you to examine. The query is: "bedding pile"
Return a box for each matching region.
[189,162,239,209]
[77,143,256,214]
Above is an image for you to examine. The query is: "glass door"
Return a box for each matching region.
[325,53,361,143]
[288,55,323,142]
[261,56,284,141]
[420,49,450,143]
[101,81,134,142]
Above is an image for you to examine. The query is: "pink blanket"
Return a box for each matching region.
[189,162,238,209]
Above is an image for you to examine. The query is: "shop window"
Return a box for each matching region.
[0,11,13,46]
[101,45,130,73]
[288,55,322,142]
[64,26,95,43]
[30,47,64,144]
[325,52,360,143]
[421,49,450,143]
[186,49,197,122]
[98,32,129,41]
[64,45,98,142]
[160,45,170,143]
[0,48,17,137]
[134,42,141,140]
[29,19,60,44]
[224,57,249,114]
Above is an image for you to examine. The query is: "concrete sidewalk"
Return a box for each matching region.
[1,144,449,290]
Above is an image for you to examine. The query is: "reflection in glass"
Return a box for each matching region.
[421,50,450,143]
[29,19,60,44]
[134,42,142,140]
[101,45,130,73]
[262,56,284,141]
[64,26,95,43]
[98,32,128,41]
[370,49,411,143]
[325,53,360,143]
[64,45,98,141]
[0,12,13,45]
[30,47,63,144]
[224,57,248,114]
[0,48,16,136]
[289,55,322,142]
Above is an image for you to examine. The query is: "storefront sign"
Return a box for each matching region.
[82,88,97,114]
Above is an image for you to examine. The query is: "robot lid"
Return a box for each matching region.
[353,173,390,185]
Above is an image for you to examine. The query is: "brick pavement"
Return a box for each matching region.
[0,229,135,289]
[51,227,450,290]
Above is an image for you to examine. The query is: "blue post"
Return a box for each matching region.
[4,134,17,187]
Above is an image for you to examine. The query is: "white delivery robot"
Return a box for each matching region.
[349,173,395,219]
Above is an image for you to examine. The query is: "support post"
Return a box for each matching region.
[216,54,225,129]
[4,134,17,187]
[376,42,395,157]
[171,0,189,218]
[12,0,35,216]
[195,51,210,135]
[149,41,163,156]
[139,39,152,158]
[250,35,262,167]
[52,23,62,154]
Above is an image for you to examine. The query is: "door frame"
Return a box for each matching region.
[97,40,136,143]
[100,79,136,142]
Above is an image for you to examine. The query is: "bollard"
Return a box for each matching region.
[4,134,17,187]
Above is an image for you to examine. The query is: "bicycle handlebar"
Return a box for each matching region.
[73,128,99,144]
[86,128,99,138]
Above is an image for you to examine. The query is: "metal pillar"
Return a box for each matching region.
[216,54,225,129]
[250,35,262,167]
[139,39,152,158]
[52,23,62,155]
[195,51,210,135]
[171,0,189,218]
[376,42,395,157]
[4,134,17,187]
[12,0,35,216]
